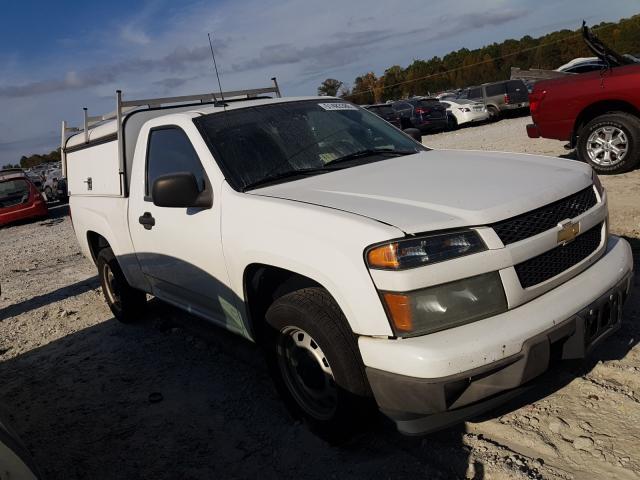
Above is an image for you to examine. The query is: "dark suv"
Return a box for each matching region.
[363,104,402,129]
[458,80,529,120]
[391,98,448,132]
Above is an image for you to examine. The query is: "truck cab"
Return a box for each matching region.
[63,84,633,438]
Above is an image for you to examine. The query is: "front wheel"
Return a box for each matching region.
[264,288,373,441]
[577,113,640,174]
[97,247,147,323]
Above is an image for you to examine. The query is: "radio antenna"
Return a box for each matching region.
[207,33,226,106]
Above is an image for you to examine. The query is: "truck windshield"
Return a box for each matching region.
[194,100,426,191]
[0,179,29,208]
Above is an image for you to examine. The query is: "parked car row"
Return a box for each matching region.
[364,78,530,136]
[24,164,68,202]
[457,79,530,120]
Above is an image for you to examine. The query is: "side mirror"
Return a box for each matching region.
[152,172,212,209]
[403,128,422,142]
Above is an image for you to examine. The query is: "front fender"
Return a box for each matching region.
[222,187,402,336]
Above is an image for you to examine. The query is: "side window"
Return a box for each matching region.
[568,65,601,74]
[392,102,411,112]
[485,83,504,97]
[146,127,206,198]
[468,87,483,99]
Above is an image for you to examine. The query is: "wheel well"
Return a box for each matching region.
[573,100,640,143]
[86,231,111,264]
[243,264,322,342]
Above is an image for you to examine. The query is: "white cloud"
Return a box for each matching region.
[120,24,151,46]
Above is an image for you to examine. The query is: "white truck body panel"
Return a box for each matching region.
[67,141,121,196]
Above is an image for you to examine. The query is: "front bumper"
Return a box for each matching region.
[361,236,634,434]
[459,111,490,124]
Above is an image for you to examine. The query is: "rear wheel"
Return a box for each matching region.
[487,105,500,122]
[264,288,373,441]
[447,113,458,131]
[577,113,640,174]
[97,247,147,323]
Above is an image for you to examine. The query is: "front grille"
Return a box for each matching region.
[515,224,602,289]
[492,186,597,245]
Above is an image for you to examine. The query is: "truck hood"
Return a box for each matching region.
[249,150,593,234]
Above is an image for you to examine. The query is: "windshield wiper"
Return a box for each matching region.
[324,148,416,167]
[243,149,417,191]
[242,167,331,191]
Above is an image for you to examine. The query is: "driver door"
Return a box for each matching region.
[128,124,244,334]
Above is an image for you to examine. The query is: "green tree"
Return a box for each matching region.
[349,72,381,104]
[380,65,406,101]
[19,149,61,168]
[317,78,343,97]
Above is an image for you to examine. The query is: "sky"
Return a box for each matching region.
[0,0,638,166]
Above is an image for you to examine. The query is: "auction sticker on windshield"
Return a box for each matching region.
[318,103,358,111]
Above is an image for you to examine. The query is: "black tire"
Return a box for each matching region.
[487,105,500,122]
[400,118,412,130]
[576,112,640,174]
[403,128,422,142]
[96,247,147,323]
[447,113,458,131]
[264,287,373,441]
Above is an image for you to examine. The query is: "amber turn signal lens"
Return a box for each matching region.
[382,292,413,333]
[367,243,399,269]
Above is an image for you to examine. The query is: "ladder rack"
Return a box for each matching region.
[61,77,282,185]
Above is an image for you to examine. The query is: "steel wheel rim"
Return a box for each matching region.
[586,126,628,167]
[102,263,120,306]
[277,327,337,420]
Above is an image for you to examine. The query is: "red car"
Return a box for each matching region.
[0,169,48,227]
[527,24,640,174]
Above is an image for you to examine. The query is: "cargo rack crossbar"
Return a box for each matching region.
[60,77,282,191]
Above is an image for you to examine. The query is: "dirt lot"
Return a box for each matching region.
[1,116,639,480]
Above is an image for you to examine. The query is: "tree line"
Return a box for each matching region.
[2,149,61,170]
[318,14,640,104]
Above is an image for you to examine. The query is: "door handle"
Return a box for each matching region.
[139,212,155,230]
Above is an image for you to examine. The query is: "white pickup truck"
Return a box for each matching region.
[63,83,633,438]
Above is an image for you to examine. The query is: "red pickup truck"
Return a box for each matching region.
[527,25,640,174]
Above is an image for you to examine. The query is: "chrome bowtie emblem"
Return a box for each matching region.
[557,220,580,245]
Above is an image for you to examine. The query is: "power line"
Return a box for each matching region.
[344,22,615,100]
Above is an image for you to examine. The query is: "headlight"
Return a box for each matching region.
[366,230,486,270]
[592,169,604,198]
[381,272,507,336]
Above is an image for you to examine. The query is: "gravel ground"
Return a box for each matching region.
[1,117,639,479]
